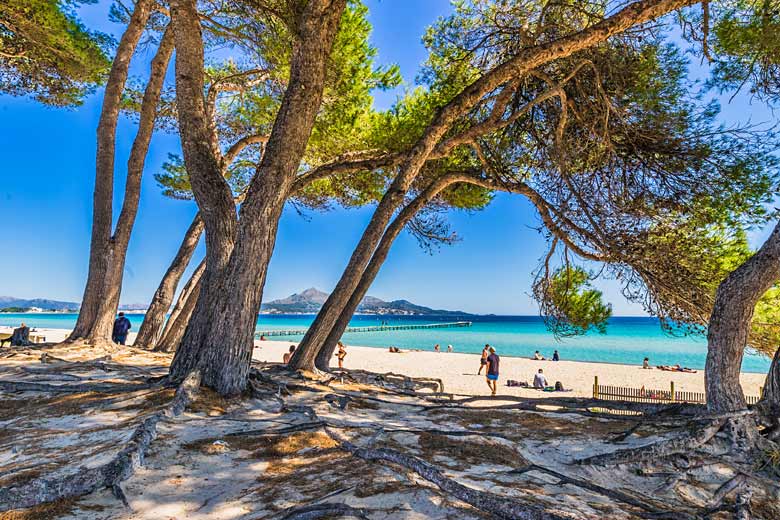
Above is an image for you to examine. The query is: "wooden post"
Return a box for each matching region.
[760,386,764,398]
[670,381,675,402]
[593,376,599,399]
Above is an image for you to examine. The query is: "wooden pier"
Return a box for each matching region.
[255,320,472,338]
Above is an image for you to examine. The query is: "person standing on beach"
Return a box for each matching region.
[112,312,131,345]
[434,343,440,352]
[485,347,500,396]
[336,341,347,369]
[478,344,490,374]
[552,350,560,361]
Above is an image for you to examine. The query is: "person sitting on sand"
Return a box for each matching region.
[388,346,401,353]
[1,323,30,347]
[552,350,559,362]
[283,345,296,364]
[447,344,453,353]
[643,357,650,369]
[485,347,500,396]
[478,344,490,375]
[533,369,548,389]
[532,350,545,361]
[336,341,347,368]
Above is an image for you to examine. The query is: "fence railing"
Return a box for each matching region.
[592,376,762,405]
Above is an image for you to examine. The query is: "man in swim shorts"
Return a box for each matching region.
[486,347,500,396]
[478,344,490,375]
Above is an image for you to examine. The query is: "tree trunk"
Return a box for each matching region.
[756,346,780,439]
[164,258,206,336]
[69,0,154,341]
[706,221,780,412]
[70,16,173,344]
[310,174,469,370]
[289,0,697,370]
[156,265,204,353]
[168,0,347,395]
[135,214,204,348]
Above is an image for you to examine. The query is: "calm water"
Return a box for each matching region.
[1,313,770,373]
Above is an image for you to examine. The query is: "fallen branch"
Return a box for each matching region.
[0,371,201,512]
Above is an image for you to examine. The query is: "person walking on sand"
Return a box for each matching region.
[336,341,347,369]
[485,347,500,396]
[283,345,296,364]
[478,344,490,374]
[112,312,131,345]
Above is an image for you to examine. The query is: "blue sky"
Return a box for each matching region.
[0,1,775,315]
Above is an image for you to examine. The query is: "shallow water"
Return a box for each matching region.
[1,313,769,373]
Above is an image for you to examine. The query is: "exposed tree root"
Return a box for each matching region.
[320,425,572,519]
[273,502,370,519]
[577,419,726,466]
[0,380,160,394]
[510,464,693,519]
[0,371,200,513]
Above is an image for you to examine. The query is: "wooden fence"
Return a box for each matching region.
[592,376,762,405]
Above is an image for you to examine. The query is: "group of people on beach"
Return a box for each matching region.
[282,341,348,368]
[478,344,567,395]
[531,350,560,361]
[641,357,697,373]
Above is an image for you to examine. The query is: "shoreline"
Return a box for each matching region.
[3,327,768,398]
[254,339,767,399]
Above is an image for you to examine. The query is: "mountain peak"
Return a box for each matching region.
[261,288,471,316]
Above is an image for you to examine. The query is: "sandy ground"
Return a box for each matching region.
[253,339,768,399]
[9,327,766,398]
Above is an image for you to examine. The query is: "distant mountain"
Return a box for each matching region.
[261,288,472,316]
[0,296,148,312]
[0,296,78,311]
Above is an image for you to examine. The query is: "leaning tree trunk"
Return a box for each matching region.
[706,221,780,412]
[135,214,204,348]
[311,174,469,370]
[168,0,347,395]
[756,346,780,440]
[156,266,204,353]
[289,0,698,370]
[69,0,154,342]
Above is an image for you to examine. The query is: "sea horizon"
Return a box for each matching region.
[1,312,770,374]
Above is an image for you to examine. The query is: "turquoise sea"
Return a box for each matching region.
[1,313,770,374]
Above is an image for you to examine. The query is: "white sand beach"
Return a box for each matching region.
[8,327,766,398]
[253,339,768,399]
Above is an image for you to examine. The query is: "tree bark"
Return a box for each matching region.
[706,221,780,412]
[134,214,204,348]
[309,174,471,370]
[69,15,172,343]
[288,0,696,370]
[156,260,205,353]
[757,347,780,440]
[168,0,347,395]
